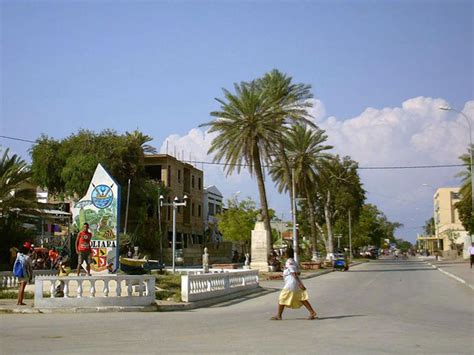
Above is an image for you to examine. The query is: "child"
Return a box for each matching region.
[14,242,34,306]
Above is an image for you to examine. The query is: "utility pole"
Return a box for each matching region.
[291,168,298,264]
[348,210,352,263]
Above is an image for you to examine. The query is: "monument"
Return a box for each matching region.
[71,164,120,274]
[250,214,271,271]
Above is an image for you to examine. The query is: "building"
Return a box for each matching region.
[203,185,223,243]
[143,155,205,253]
[433,187,470,258]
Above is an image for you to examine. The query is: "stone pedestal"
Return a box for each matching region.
[250,221,270,271]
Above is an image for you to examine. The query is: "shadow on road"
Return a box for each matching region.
[282,314,367,321]
[349,268,435,272]
[210,288,279,308]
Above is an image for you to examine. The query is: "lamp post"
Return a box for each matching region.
[159,195,188,273]
[439,106,473,243]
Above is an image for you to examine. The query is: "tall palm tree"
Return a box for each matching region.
[455,146,474,234]
[258,70,315,195]
[270,124,333,252]
[0,148,37,215]
[201,81,284,247]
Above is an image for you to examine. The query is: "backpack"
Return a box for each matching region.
[13,253,25,278]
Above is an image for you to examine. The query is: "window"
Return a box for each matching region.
[178,169,181,183]
[216,204,221,215]
[167,165,171,187]
[192,203,195,217]
[208,202,215,216]
[192,175,195,188]
[198,177,202,190]
[198,204,201,217]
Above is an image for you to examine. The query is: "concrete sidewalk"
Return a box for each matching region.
[427,259,474,290]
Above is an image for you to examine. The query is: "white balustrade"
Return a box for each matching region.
[1,270,59,288]
[34,275,155,308]
[181,270,259,302]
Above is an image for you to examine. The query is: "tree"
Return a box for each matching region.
[0,148,37,213]
[423,217,435,236]
[311,156,365,256]
[201,80,284,251]
[270,124,332,253]
[0,148,38,269]
[217,196,276,252]
[454,147,474,234]
[352,204,401,249]
[30,129,164,255]
[217,197,259,246]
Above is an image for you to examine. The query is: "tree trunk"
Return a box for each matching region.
[324,190,334,257]
[304,184,318,253]
[252,143,272,257]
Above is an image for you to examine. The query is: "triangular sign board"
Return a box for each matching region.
[71,164,120,273]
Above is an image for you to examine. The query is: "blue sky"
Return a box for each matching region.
[1,0,473,243]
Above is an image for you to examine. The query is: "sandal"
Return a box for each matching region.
[270,316,282,320]
[307,313,318,320]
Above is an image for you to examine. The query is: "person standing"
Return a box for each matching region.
[14,242,33,306]
[49,247,58,270]
[271,250,317,320]
[468,242,474,269]
[75,223,92,276]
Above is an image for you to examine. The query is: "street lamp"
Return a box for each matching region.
[439,105,474,243]
[159,194,188,273]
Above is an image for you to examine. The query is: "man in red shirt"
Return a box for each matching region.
[76,223,92,276]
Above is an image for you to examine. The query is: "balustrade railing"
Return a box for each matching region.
[181,270,258,302]
[34,275,155,308]
[0,270,58,288]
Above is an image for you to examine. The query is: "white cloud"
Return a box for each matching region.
[160,97,474,242]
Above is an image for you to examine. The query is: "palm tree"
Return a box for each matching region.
[270,124,333,253]
[455,146,474,234]
[258,70,316,196]
[201,81,284,247]
[0,148,37,215]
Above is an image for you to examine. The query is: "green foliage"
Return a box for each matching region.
[201,69,315,241]
[217,197,259,244]
[423,217,435,236]
[352,204,402,248]
[30,129,166,257]
[395,238,412,252]
[155,272,181,301]
[454,147,474,234]
[0,148,38,268]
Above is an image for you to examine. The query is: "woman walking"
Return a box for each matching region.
[271,251,317,320]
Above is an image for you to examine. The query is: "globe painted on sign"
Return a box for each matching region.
[91,184,114,209]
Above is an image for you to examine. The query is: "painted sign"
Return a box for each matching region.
[71,164,120,273]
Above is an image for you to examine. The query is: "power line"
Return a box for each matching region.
[181,159,466,171]
[0,135,35,143]
[0,134,468,171]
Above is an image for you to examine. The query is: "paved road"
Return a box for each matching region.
[1,259,473,354]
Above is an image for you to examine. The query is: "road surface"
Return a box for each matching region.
[1,259,473,354]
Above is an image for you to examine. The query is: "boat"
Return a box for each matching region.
[119,256,165,274]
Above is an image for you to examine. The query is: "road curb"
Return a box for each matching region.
[428,263,474,291]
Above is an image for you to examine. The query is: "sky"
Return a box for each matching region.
[1,0,473,243]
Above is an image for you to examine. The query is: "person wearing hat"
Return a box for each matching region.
[15,242,34,306]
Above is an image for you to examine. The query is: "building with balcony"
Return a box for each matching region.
[143,155,204,257]
[433,187,470,258]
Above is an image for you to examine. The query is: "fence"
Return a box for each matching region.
[34,275,155,308]
[181,270,259,302]
[0,270,58,288]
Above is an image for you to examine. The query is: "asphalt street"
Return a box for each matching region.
[1,259,473,355]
